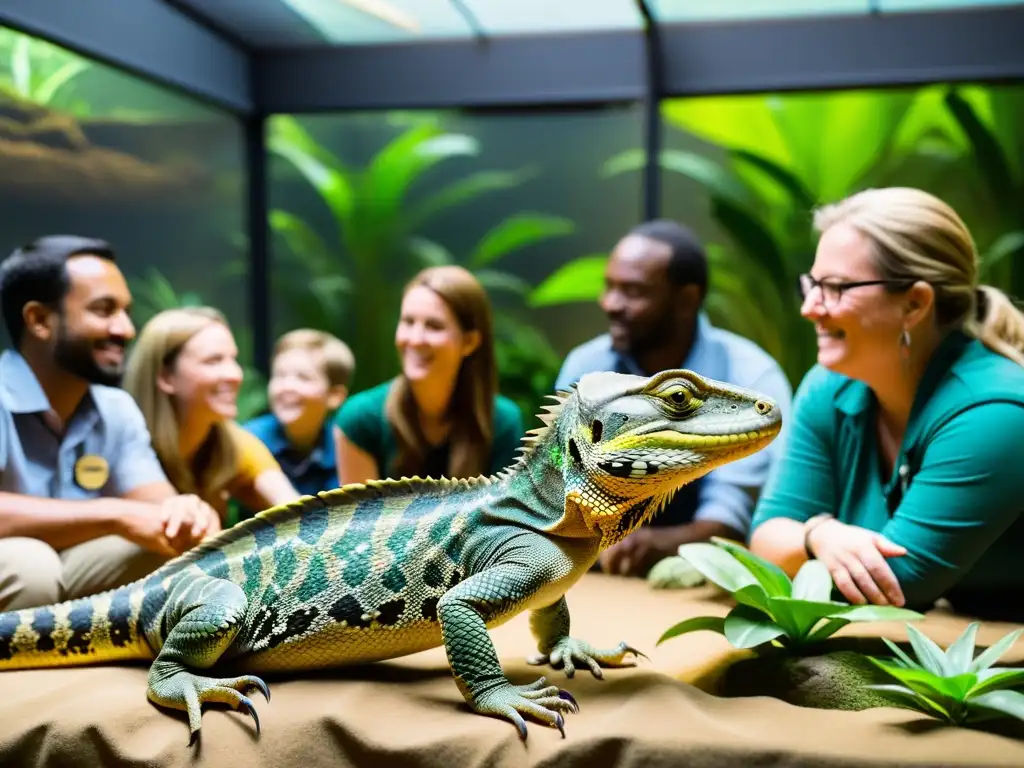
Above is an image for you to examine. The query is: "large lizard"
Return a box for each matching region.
[0,369,782,742]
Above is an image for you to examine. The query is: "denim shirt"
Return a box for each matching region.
[554,314,793,535]
[243,412,339,497]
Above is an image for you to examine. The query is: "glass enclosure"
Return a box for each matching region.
[3,11,1022,424]
[266,105,644,418]
[0,25,259,414]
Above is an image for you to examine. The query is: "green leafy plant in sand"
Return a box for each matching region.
[658,537,923,651]
[867,622,1024,727]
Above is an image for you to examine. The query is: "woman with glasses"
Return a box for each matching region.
[748,187,1024,620]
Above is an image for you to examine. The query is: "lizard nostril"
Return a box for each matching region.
[754,400,773,415]
[591,420,603,443]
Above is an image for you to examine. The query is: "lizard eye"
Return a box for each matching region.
[655,384,701,414]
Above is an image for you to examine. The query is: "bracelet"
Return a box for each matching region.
[803,513,835,559]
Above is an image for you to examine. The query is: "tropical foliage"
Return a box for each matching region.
[529,84,1024,388]
[658,537,923,651]
[867,622,1024,727]
[267,113,570,415]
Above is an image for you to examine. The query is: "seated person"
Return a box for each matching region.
[122,306,300,522]
[748,187,1024,621]
[334,265,523,483]
[244,328,354,496]
[555,220,793,578]
[0,236,219,611]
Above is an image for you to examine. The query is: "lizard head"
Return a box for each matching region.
[555,368,782,547]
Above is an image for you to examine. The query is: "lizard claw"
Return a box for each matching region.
[558,689,579,711]
[148,665,271,744]
[532,637,646,680]
[239,696,261,735]
[471,677,579,740]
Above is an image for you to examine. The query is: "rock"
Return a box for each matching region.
[647,556,706,590]
[717,645,897,711]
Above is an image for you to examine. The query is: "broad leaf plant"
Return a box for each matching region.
[658,537,923,651]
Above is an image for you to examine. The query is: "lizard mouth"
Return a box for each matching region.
[595,423,781,479]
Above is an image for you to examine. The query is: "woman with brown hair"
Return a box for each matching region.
[333,265,523,483]
[123,306,300,521]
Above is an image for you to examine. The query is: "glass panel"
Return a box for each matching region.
[650,0,869,22]
[880,0,1024,10]
[659,83,1024,389]
[0,26,258,415]
[281,0,642,44]
[267,105,644,418]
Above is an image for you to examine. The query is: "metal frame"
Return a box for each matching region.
[1,2,1022,374]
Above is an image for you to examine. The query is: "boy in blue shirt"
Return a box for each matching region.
[244,329,354,499]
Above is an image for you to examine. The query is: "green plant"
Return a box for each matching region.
[0,29,91,113]
[658,537,923,651]
[866,622,1024,727]
[268,114,573,402]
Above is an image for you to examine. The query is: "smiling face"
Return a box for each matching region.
[50,254,135,386]
[160,321,243,423]
[268,347,344,430]
[802,223,919,379]
[599,235,696,355]
[395,284,479,385]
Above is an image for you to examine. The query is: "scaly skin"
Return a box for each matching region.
[0,369,782,743]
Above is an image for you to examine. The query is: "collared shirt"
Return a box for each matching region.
[751,330,1024,615]
[243,412,338,497]
[0,349,168,499]
[553,313,793,535]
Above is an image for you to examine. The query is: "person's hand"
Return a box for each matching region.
[598,528,669,577]
[160,494,222,552]
[806,518,907,606]
[112,495,221,557]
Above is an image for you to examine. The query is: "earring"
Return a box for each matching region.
[899,328,911,359]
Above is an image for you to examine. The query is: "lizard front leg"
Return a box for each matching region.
[437,563,578,740]
[526,596,646,679]
[146,575,269,744]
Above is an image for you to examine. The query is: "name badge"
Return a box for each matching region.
[75,454,110,491]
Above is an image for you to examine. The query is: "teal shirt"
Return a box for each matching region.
[751,331,1024,615]
[333,379,524,479]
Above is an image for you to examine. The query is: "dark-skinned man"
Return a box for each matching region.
[554,220,793,578]
[0,236,222,611]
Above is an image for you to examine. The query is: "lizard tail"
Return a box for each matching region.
[0,583,155,670]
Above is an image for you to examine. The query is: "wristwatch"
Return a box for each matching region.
[803,513,835,558]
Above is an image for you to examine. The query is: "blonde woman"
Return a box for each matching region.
[333,265,523,484]
[123,307,299,521]
[749,187,1024,620]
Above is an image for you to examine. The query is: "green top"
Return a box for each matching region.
[333,379,525,479]
[751,330,1024,615]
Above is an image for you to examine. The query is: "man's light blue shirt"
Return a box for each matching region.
[0,349,169,500]
[554,314,793,535]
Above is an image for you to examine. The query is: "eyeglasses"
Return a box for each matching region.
[797,273,915,309]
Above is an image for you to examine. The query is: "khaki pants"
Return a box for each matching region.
[0,536,170,612]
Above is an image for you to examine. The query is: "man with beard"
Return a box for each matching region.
[553,220,793,578]
[0,236,221,611]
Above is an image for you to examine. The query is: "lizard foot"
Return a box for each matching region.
[472,676,579,741]
[147,665,271,745]
[527,638,647,679]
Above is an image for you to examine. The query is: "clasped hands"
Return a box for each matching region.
[117,494,223,558]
